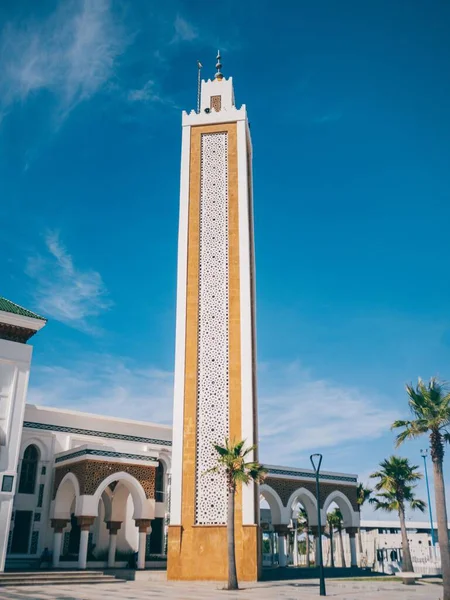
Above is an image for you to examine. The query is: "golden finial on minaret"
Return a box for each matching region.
[215,50,223,81]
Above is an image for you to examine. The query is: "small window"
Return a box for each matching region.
[2,475,14,492]
[210,95,221,112]
[18,445,39,494]
[41,466,46,475]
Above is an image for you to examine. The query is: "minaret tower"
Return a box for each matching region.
[168,54,259,581]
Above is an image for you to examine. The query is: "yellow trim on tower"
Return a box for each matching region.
[167,122,259,581]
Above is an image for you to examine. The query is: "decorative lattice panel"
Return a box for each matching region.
[210,95,222,112]
[63,532,70,555]
[195,132,229,525]
[53,460,156,499]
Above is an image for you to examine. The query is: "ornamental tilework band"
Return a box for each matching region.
[30,531,39,555]
[55,449,158,464]
[195,132,229,525]
[0,323,37,343]
[23,421,172,447]
[53,460,156,499]
[266,467,357,483]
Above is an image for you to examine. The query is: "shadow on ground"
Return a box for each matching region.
[261,567,384,581]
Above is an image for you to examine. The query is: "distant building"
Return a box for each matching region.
[260,510,443,574]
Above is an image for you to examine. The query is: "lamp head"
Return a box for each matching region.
[310,453,323,473]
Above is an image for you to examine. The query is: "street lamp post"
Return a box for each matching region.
[310,453,326,597]
[420,449,436,547]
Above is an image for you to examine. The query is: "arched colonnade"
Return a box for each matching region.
[260,466,360,568]
[50,449,164,570]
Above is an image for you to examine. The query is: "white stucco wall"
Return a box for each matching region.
[0,338,33,571]
[6,405,171,566]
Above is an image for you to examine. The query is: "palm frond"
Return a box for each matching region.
[242,444,257,458]
[233,439,246,457]
[391,419,411,430]
[370,455,425,514]
[213,444,230,457]
[410,499,426,512]
[356,483,372,507]
[207,438,266,489]
[371,499,398,513]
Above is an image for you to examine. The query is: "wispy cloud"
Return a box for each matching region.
[172,14,198,43]
[28,354,173,425]
[258,361,399,466]
[26,230,111,332]
[128,79,162,103]
[0,0,129,121]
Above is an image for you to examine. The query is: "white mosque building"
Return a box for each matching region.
[0,58,362,579]
[0,295,360,574]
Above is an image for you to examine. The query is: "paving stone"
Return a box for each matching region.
[0,579,443,600]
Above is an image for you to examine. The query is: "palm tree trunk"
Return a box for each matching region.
[433,457,450,600]
[330,529,335,568]
[227,484,238,590]
[338,528,346,568]
[398,503,414,572]
[306,530,310,567]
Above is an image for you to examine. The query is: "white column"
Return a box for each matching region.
[0,498,13,572]
[52,532,62,568]
[50,519,68,568]
[106,522,121,569]
[278,533,287,567]
[108,534,117,568]
[78,530,89,570]
[135,520,151,570]
[138,532,146,569]
[348,529,358,567]
[77,516,94,570]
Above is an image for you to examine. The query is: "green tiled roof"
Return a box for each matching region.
[0,297,46,321]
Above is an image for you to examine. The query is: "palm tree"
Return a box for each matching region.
[327,510,339,567]
[328,509,346,567]
[392,378,450,598]
[297,506,310,567]
[370,456,426,573]
[210,439,266,590]
[356,483,372,559]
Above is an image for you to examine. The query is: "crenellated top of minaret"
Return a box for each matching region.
[182,51,247,126]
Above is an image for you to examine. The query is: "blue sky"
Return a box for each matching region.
[1,0,450,519]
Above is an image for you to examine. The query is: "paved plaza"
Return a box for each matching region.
[0,579,443,600]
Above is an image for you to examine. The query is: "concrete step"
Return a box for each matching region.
[0,571,126,587]
[0,577,123,587]
[1,571,107,577]
[100,568,168,582]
